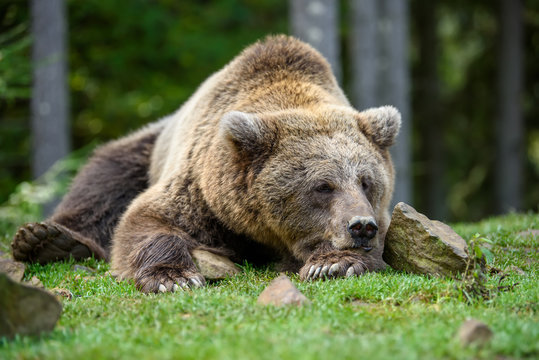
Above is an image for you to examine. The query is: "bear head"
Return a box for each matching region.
[217,105,401,263]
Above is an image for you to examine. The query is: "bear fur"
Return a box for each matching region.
[12,35,401,293]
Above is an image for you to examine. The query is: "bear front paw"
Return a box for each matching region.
[135,264,206,293]
[299,251,367,281]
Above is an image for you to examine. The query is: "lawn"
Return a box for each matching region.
[0,208,538,359]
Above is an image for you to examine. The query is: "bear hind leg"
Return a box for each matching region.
[12,221,107,264]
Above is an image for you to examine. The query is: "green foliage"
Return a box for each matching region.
[470,233,494,265]
[0,2,32,204]
[456,234,494,303]
[0,23,31,99]
[66,0,287,146]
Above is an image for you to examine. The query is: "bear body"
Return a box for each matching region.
[12,35,401,292]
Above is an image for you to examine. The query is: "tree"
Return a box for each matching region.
[349,0,412,206]
[289,0,341,82]
[415,0,446,219]
[348,0,377,110]
[30,0,70,179]
[496,0,523,213]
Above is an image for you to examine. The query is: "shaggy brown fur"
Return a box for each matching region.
[12,35,401,293]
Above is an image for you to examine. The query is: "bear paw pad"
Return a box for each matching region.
[11,222,91,264]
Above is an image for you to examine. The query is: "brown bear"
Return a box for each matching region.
[12,35,401,293]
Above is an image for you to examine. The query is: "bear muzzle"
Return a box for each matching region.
[347,216,378,252]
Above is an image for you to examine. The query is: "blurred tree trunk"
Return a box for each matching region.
[496,0,523,213]
[349,0,377,110]
[416,0,446,219]
[31,0,70,179]
[31,0,70,215]
[349,0,411,205]
[378,0,411,206]
[289,0,341,82]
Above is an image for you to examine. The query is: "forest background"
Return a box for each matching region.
[0,0,538,223]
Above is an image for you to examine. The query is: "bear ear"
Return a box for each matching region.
[220,111,273,153]
[357,106,401,148]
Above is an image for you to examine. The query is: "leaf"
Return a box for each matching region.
[480,246,495,264]
[473,245,483,259]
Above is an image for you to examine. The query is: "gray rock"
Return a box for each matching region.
[257,275,310,306]
[25,276,44,288]
[518,229,539,239]
[383,202,469,277]
[509,265,526,275]
[0,258,26,282]
[104,270,117,278]
[350,300,375,308]
[51,288,73,300]
[72,265,96,273]
[192,249,240,280]
[458,319,493,346]
[0,273,62,339]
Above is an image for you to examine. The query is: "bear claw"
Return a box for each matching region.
[158,280,199,293]
[189,278,203,288]
[320,265,329,277]
[300,251,368,281]
[306,263,347,280]
[140,268,206,293]
[329,263,340,275]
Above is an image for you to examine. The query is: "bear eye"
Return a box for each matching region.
[314,182,334,194]
[361,179,371,192]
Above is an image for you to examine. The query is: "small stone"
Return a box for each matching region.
[257,275,310,306]
[25,276,44,288]
[51,288,73,300]
[192,249,240,280]
[0,258,26,282]
[517,230,539,239]
[351,300,375,308]
[383,202,469,277]
[72,265,96,274]
[509,265,526,275]
[0,273,62,339]
[73,274,93,281]
[104,270,116,278]
[458,319,493,346]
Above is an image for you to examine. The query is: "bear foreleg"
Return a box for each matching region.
[130,233,206,293]
[110,189,207,293]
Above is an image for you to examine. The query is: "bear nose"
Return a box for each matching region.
[347,216,378,240]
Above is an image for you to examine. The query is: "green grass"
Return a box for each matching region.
[0,212,538,359]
